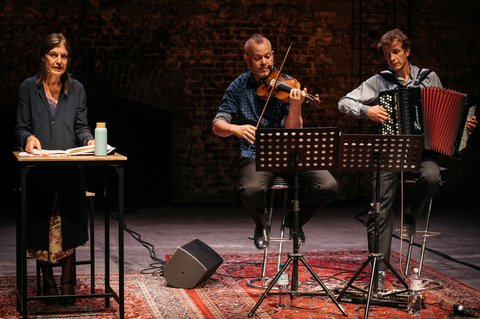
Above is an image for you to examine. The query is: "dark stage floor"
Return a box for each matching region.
[1,202,479,292]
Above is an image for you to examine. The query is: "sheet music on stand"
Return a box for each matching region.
[256,127,339,172]
[338,134,424,172]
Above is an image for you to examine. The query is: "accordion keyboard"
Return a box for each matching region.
[379,91,398,135]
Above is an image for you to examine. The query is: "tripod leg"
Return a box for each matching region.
[381,258,409,290]
[363,256,379,319]
[337,255,373,299]
[299,256,348,316]
[248,256,293,317]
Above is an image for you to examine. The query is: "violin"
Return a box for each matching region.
[256,67,321,104]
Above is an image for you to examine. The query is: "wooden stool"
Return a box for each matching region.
[36,191,96,294]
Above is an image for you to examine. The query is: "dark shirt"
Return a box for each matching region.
[213,71,289,159]
[14,75,92,250]
[15,75,93,150]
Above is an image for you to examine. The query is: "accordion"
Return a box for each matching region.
[379,86,476,156]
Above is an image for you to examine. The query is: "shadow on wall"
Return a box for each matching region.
[85,95,173,208]
[0,96,172,215]
[1,107,19,210]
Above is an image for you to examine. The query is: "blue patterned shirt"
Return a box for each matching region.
[214,71,289,159]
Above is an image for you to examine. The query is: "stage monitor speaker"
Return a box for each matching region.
[163,239,223,289]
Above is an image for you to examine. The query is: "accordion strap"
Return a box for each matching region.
[378,70,402,86]
[414,68,432,86]
[378,68,432,86]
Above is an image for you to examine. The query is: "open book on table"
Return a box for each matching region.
[27,144,115,156]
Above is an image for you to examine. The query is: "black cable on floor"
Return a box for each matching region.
[122,223,167,275]
[104,207,167,276]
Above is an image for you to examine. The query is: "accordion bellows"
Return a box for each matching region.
[379,86,475,156]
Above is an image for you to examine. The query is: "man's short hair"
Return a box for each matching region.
[377,29,410,52]
[244,34,271,56]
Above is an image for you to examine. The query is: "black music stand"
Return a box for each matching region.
[248,127,347,317]
[336,134,424,319]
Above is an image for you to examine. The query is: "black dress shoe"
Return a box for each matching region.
[289,225,305,245]
[253,226,268,250]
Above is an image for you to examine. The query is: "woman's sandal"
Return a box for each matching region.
[60,280,75,306]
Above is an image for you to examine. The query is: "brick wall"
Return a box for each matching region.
[1,0,479,205]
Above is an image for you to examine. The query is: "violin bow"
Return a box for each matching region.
[255,42,293,130]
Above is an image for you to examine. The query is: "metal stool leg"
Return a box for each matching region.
[405,235,415,276]
[404,196,440,277]
[402,167,446,277]
[260,189,275,284]
[276,188,289,272]
[418,198,433,276]
[248,177,291,289]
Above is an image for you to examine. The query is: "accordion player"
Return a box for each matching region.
[379,86,476,157]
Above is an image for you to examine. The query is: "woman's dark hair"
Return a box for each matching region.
[37,33,72,95]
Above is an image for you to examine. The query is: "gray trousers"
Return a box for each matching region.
[238,158,338,228]
[368,159,442,270]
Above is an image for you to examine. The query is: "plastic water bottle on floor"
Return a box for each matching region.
[277,272,290,309]
[407,267,423,314]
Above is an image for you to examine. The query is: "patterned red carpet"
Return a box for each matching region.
[1,250,479,318]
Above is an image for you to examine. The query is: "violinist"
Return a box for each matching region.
[212,33,338,250]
